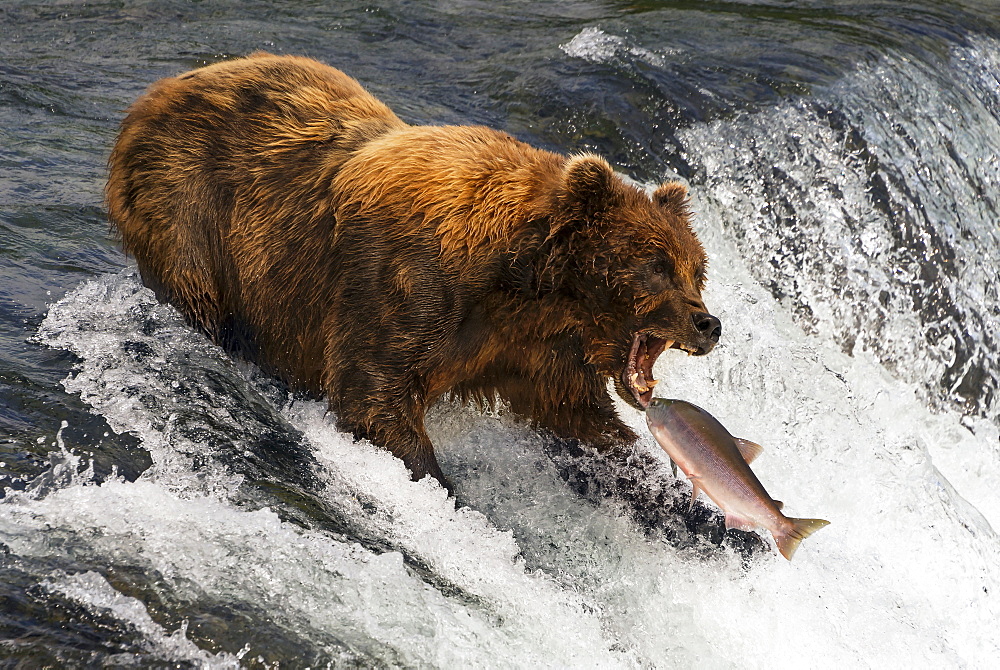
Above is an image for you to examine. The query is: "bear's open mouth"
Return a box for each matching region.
[624,332,702,407]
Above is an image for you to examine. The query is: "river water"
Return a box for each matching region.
[2,1,999,667]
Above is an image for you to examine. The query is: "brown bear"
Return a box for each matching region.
[106,52,720,490]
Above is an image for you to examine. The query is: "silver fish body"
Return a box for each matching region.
[646,398,829,560]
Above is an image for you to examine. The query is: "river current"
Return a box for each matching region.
[1,1,999,667]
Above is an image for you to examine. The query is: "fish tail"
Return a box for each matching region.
[774,518,831,560]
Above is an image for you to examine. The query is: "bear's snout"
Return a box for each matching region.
[691,312,722,351]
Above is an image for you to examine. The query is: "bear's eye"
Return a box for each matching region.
[647,258,675,292]
[650,258,673,277]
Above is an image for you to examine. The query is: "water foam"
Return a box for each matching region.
[19,265,1000,666]
[561,26,673,69]
[3,476,620,667]
[41,571,244,668]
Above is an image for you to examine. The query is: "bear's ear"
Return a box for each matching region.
[653,181,689,216]
[561,154,620,218]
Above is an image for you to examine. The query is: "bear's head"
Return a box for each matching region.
[545,154,721,409]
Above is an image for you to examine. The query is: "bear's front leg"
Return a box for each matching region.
[331,393,450,492]
[544,394,639,452]
[501,368,638,451]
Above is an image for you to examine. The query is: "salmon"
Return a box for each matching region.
[646,398,829,560]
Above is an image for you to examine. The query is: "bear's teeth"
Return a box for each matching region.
[629,372,649,393]
[647,379,658,388]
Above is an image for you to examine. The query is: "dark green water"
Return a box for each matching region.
[2,1,1000,667]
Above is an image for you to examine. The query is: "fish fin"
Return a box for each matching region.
[773,500,784,511]
[670,459,678,479]
[774,518,831,560]
[735,438,763,463]
[724,513,757,532]
[688,477,704,509]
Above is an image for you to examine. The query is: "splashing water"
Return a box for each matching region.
[41,571,245,669]
[10,233,998,666]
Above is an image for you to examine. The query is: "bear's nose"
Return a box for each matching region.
[692,312,722,343]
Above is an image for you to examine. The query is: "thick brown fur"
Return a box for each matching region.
[107,53,720,490]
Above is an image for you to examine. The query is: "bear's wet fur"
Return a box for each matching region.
[107,53,720,490]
